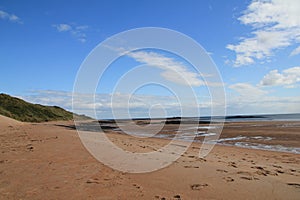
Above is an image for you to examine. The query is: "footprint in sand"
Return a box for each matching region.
[240,176,259,181]
[237,171,252,176]
[228,162,237,168]
[154,196,167,200]
[252,166,278,176]
[223,177,234,182]
[238,171,259,180]
[216,169,228,173]
[0,160,8,164]
[275,169,284,174]
[240,176,253,180]
[184,165,199,168]
[272,164,282,169]
[26,144,34,151]
[287,183,300,189]
[133,183,142,189]
[86,178,99,184]
[190,183,208,190]
[196,158,207,162]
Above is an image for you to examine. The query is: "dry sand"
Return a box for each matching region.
[0,115,22,128]
[0,115,299,199]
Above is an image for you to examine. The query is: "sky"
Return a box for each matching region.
[1,0,300,119]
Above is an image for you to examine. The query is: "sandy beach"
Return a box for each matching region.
[0,115,299,199]
[2,0,300,199]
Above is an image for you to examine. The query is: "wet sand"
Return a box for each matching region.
[0,116,299,199]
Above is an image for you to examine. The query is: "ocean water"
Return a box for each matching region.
[96,113,300,154]
[194,113,300,122]
[223,113,300,122]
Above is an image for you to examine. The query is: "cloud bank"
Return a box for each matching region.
[21,87,300,119]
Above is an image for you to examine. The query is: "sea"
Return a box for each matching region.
[81,113,300,154]
[172,113,300,154]
[192,113,300,122]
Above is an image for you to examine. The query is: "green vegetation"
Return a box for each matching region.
[0,93,92,122]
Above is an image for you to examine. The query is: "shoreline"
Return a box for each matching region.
[99,119,300,154]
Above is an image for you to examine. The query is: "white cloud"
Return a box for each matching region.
[126,51,204,87]
[229,83,267,97]
[0,10,22,23]
[53,24,72,32]
[227,0,300,66]
[228,66,300,112]
[52,23,88,43]
[260,66,300,87]
[290,46,300,56]
[226,94,300,115]
[228,82,300,114]
[21,90,204,119]
[22,89,300,118]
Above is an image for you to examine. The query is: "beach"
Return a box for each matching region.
[2,0,300,199]
[0,115,299,199]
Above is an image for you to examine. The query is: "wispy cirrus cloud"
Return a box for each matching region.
[126,51,204,87]
[52,23,88,43]
[226,0,300,66]
[0,10,22,24]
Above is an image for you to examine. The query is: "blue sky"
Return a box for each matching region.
[1,0,300,118]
